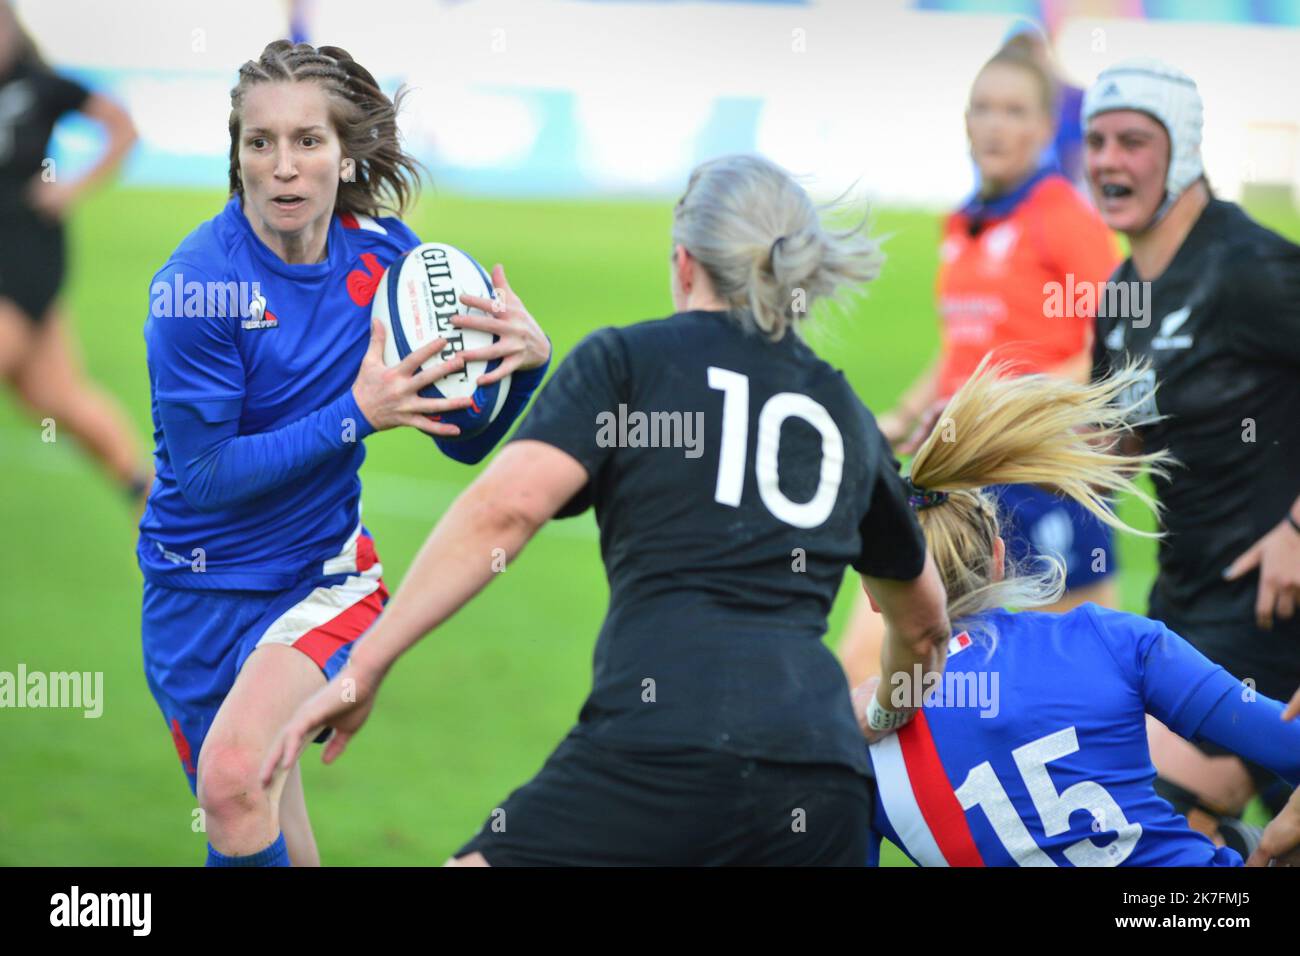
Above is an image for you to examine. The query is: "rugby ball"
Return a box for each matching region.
[372,242,511,439]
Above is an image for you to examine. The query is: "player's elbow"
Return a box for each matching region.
[175,471,240,514]
[176,483,226,514]
[117,114,139,151]
[884,608,950,659]
[909,615,952,660]
[903,595,952,659]
[908,558,952,649]
[462,471,547,542]
[870,569,951,659]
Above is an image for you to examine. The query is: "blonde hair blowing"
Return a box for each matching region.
[671,154,883,341]
[909,356,1172,623]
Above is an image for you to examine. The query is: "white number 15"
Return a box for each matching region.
[953,726,1143,867]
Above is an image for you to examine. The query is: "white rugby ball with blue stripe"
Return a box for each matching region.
[372,242,511,439]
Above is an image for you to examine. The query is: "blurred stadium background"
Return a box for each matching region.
[2,0,1298,865]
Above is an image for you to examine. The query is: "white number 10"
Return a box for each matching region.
[707,366,844,529]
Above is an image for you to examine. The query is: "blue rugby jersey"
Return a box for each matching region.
[869,604,1300,867]
[138,197,538,590]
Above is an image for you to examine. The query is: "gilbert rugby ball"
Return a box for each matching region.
[372,242,511,439]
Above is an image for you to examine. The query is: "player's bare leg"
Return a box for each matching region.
[198,644,326,857]
[11,303,147,489]
[279,761,321,866]
[0,297,35,382]
[445,852,489,866]
[1147,715,1255,842]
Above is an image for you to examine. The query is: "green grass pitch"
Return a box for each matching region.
[1,186,1295,865]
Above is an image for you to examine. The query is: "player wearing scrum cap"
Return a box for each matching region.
[1085,58,1300,852]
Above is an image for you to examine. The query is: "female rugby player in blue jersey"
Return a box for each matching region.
[140,40,550,867]
[856,360,1300,866]
[263,154,954,866]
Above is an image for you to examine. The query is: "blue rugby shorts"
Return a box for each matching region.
[141,526,388,794]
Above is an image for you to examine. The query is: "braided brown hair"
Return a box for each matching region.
[228,40,422,218]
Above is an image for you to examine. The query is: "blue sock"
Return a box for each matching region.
[205,831,290,867]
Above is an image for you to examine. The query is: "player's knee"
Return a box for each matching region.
[1154,776,1203,816]
[196,743,268,824]
[1219,772,1256,816]
[1154,774,1248,819]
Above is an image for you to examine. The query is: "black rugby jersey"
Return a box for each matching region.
[0,58,89,209]
[1092,199,1300,626]
[512,309,928,774]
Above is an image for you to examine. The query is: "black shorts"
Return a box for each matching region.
[0,204,66,323]
[455,729,873,866]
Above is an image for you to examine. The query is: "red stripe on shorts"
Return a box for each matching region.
[293,576,389,668]
[355,533,378,573]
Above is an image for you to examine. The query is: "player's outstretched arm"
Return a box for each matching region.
[27,92,136,222]
[858,552,951,741]
[1127,613,1300,789]
[259,439,586,782]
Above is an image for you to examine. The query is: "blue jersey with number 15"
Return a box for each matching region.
[868,604,1264,867]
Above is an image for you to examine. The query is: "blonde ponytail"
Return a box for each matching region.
[907,356,1172,623]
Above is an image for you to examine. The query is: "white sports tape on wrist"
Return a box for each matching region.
[866,694,910,732]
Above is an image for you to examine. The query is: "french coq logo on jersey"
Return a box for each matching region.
[241,293,279,330]
[347,253,385,306]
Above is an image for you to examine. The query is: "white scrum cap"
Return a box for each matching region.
[1082,58,1204,219]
